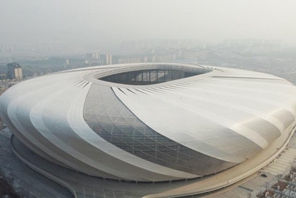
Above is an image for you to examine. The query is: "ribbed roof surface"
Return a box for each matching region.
[1,63,296,182]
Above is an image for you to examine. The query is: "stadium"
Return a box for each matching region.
[0,63,296,197]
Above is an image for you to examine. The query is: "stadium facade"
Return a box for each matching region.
[0,63,296,188]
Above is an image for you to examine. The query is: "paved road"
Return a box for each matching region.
[207,132,296,198]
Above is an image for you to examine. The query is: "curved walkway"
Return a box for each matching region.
[10,135,202,198]
[11,122,296,198]
[0,129,73,198]
[145,122,296,197]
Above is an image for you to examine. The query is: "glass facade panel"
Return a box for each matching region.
[99,67,209,86]
[84,85,233,175]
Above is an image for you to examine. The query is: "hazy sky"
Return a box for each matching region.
[1,0,296,46]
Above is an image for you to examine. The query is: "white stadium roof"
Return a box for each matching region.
[1,63,296,182]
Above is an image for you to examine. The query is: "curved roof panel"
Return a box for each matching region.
[1,63,296,182]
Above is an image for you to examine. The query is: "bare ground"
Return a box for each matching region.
[0,173,21,198]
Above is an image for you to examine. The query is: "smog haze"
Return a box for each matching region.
[1,0,296,47]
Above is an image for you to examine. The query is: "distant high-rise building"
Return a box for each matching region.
[100,54,112,65]
[105,54,112,65]
[7,62,23,80]
[87,52,100,59]
[86,52,112,65]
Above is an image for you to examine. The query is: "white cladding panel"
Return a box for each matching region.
[0,63,295,182]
